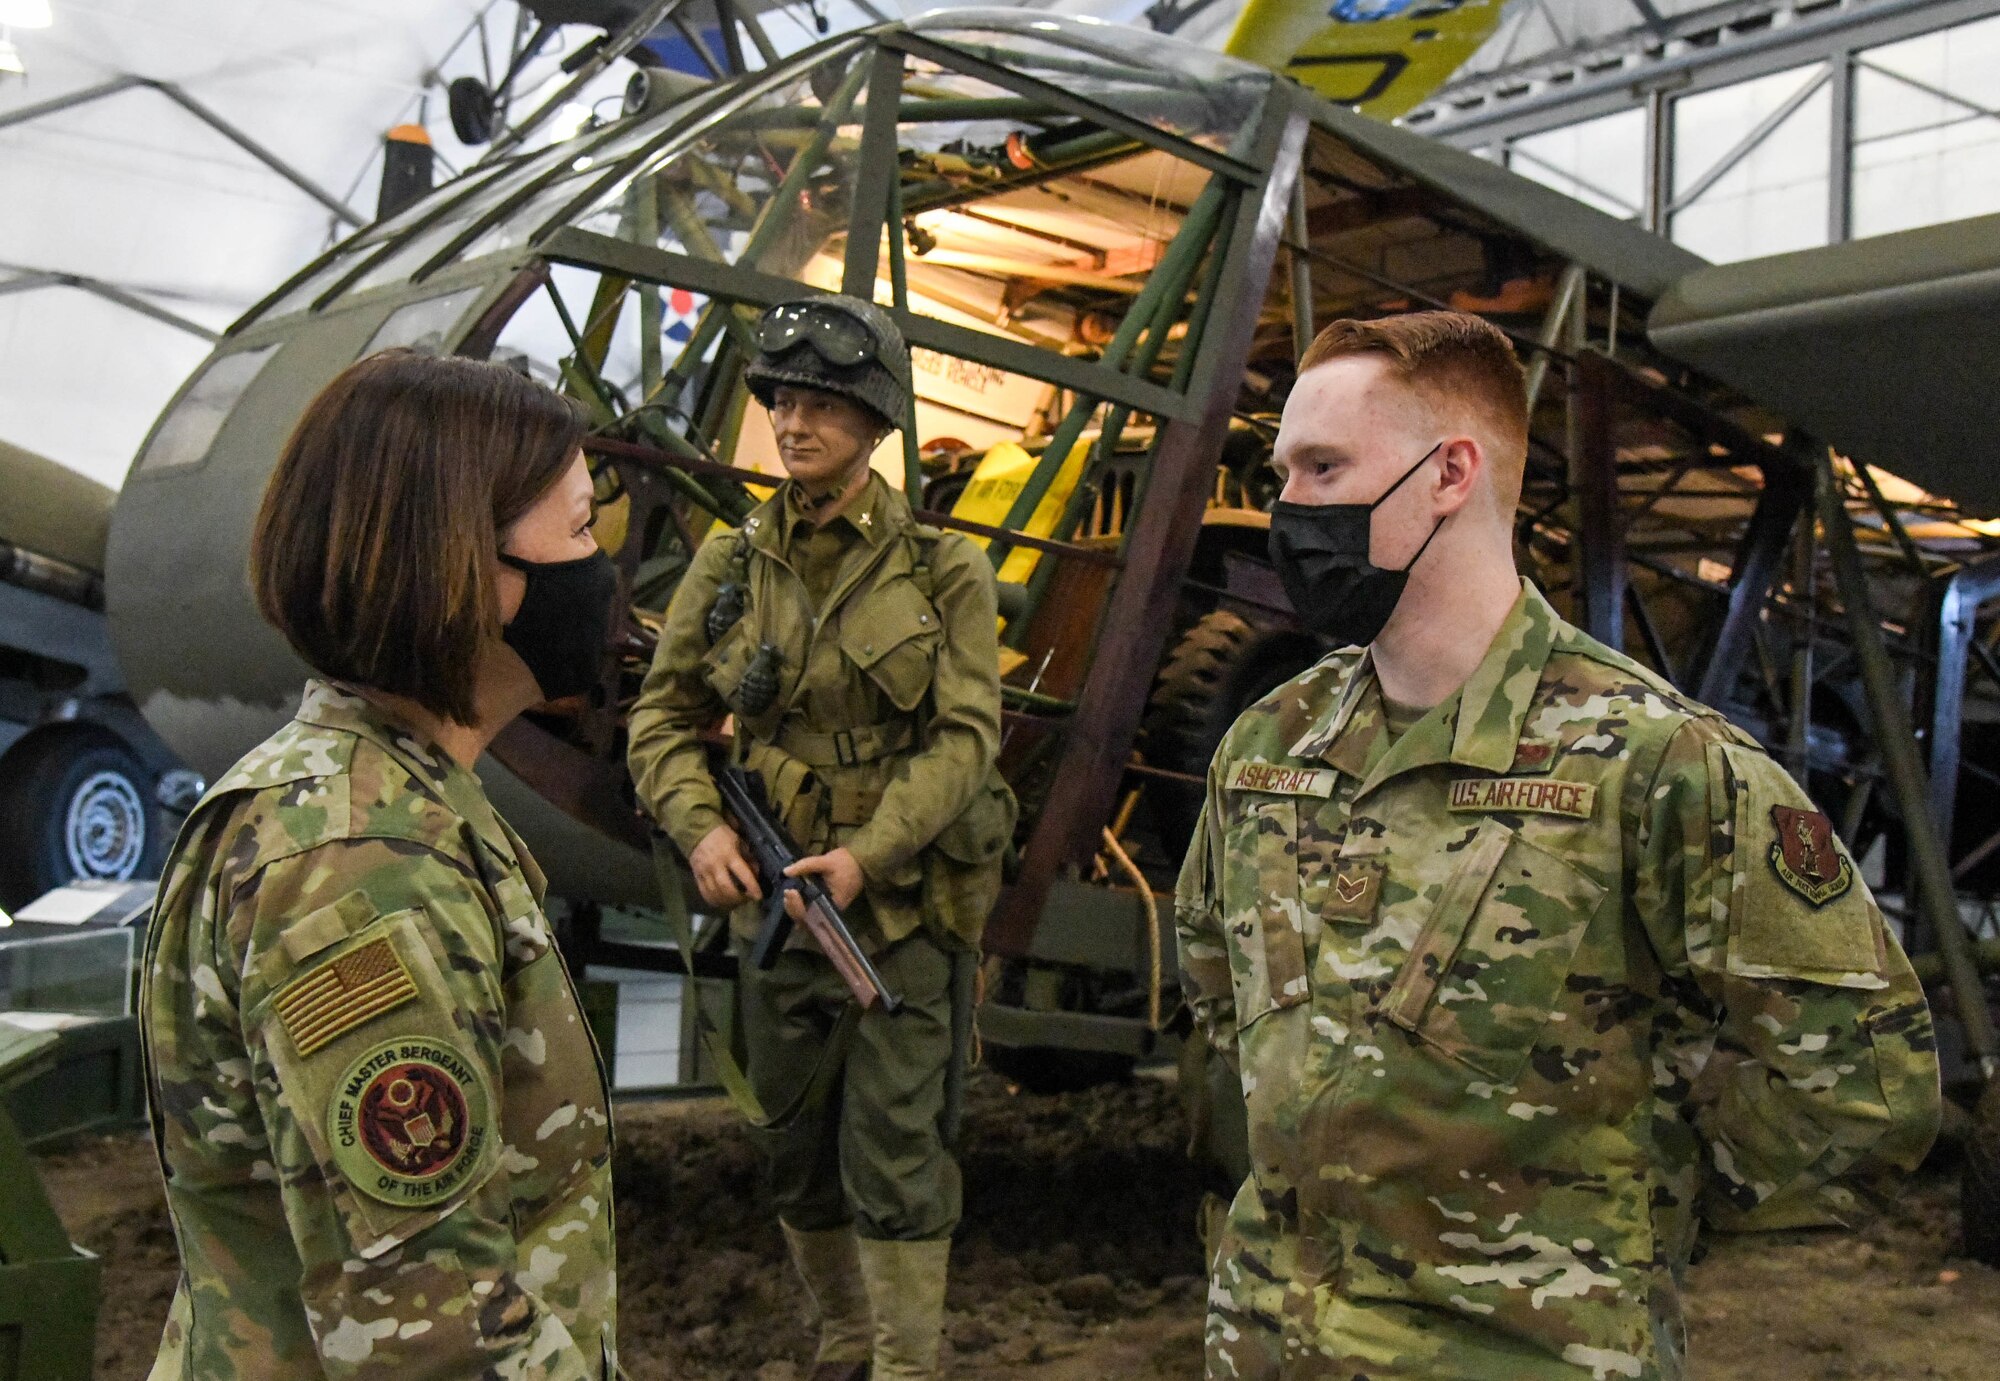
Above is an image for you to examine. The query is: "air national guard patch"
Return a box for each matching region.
[330,1038,492,1207]
[274,937,418,1056]
[1227,761,1337,797]
[1448,776,1596,820]
[1769,804,1854,906]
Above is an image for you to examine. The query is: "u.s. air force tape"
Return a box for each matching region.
[1448,776,1596,820]
[328,1037,492,1208]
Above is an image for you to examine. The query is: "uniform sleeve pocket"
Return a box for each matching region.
[1224,796,1311,1031]
[1382,820,1606,1082]
[1711,742,1885,989]
[840,582,941,712]
[250,902,502,1258]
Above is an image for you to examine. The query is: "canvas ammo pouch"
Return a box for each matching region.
[924,769,1019,940]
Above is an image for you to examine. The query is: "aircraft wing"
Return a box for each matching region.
[1649,212,2000,511]
[1224,0,1507,120]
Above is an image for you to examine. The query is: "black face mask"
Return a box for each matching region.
[1267,442,1446,646]
[498,550,618,702]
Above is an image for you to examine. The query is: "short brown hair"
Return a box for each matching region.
[251,349,586,723]
[1298,311,1529,506]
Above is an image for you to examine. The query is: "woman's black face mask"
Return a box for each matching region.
[498,550,618,702]
[1266,442,1446,647]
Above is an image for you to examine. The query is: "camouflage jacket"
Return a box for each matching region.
[627,471,1012,946]
[1176,580,1939,1379]
[140,681,616,1380]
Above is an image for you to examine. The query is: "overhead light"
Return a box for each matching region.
[0,0,53,29]
[550,101,592,142]
[0,38,24,77]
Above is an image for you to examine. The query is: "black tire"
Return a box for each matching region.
[1965,1080,2000,1266]
[984,1044,1136,1096]
[447,75,496,145]
[0,731,164,910]
[1141,610,1320,852]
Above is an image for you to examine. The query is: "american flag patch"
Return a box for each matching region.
[274,937,418,1057]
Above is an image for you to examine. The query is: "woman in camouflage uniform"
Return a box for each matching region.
[629,294,1011,1380]
[140,350,620,1380]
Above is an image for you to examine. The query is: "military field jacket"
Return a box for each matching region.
[627,472,1008,945]
[140,681,615,1380]
[1176,580,1939,1379]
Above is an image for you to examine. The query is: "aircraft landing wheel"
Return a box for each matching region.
[0,731,163,910]
[1141,610,1321,853]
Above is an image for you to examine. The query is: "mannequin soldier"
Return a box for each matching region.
[1177,311,1940,1379]
[628,294,1012,1380]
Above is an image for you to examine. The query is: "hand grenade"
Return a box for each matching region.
[738,642,785,716]
[705,581,747,645]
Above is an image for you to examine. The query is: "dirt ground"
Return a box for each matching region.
[36,1069,2000,1380]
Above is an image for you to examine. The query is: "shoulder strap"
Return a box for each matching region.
[904,525,940,600]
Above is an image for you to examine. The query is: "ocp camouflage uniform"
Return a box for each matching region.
[1175,580,1939,1380]
[141,680,616,1380]
[627,468,1011,1242]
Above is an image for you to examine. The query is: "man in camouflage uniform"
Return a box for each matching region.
[1176,311,1940,1380]
[628,294,1011,1380]
[142,681,616,1379]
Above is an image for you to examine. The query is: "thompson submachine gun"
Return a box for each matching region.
[714,759,902,1014]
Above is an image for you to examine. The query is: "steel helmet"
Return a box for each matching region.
[744,293,911,431]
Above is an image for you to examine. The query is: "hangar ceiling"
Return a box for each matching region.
[0,0,1074,489]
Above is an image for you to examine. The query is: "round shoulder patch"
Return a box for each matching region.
[329,1037,493,1208]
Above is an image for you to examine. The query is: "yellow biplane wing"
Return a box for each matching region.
[1225,0,1507,121]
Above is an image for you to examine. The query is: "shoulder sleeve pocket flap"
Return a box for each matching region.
[1713,742,1885,988]
[256,908,501,1257]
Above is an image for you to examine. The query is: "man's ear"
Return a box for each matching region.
[1433,435,1484,515]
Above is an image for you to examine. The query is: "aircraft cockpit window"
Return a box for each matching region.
[360,287,488,357]
[132,343,282,477]
[566,50,873,283]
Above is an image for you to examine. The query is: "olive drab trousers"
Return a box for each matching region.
[739,930,962,1241]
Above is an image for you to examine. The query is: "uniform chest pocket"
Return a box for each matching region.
[1379,819,1606,1082]
[701,614,759,709]
[1222,795,1312,1031]
[839,581,941,712]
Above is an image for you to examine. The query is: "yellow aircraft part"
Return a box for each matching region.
[1225,0,1505,121]
[949,438,1090,588]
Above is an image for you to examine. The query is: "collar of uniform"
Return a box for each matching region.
[1447,578,1560,773]
[1288,577,1557,787]
[295,679,524,873]
[1289,647,1381,777]
[774,469,895,551]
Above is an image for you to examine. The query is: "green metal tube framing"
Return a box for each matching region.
[986,175,1227,574]
[886,167,925,498]
[1817,451,1998,1076]
[1000,185,1232,645]
[649,54,873,419]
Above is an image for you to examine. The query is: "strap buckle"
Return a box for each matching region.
[834,728,860,767]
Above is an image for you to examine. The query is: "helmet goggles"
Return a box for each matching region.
[753,301,882,369]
